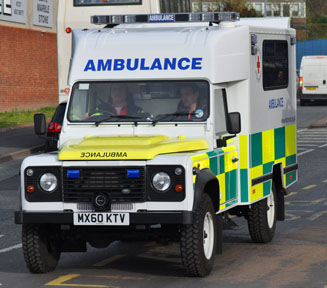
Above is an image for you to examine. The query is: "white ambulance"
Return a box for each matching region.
[299,55,327,105]
[15,12,297,277]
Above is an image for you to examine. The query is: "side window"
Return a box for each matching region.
[214,89,227,136]
[263,40,289,91]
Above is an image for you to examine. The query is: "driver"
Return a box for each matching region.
[85,83,145,118]
[176,83,205,120]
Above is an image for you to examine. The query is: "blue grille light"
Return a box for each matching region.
[67,170,80,179]
[127,169,140,178]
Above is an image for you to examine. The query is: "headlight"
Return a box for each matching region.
[39,173,58,193]
[152,172,171,192]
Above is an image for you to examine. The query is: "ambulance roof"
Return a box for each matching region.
[68,15,293,85]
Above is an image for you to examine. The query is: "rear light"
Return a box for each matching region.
[48,122,62,133]
[299,76,303,90]
[65,27,72,33]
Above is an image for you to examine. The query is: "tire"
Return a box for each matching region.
[180,193,217,277]
[247,184,277,243]
[22,224,61,273]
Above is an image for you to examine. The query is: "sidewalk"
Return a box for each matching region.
[0,124,45,164]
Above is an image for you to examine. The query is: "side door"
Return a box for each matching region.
[214,89,239,211]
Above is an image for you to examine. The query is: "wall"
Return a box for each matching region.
[296,38,327,70]
[0,0,58,112]
[0,25,58,112]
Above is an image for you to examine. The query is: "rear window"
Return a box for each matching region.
[263,40,289,91]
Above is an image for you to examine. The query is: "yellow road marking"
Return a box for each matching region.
[285,191,297,198]
[45,274,109,287]
[302,185,317,190]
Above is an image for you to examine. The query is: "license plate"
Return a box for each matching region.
[306,87,317,90]
[73,213,130,226]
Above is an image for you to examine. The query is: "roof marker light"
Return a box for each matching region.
[91,12,240,26]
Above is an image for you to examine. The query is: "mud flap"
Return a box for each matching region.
[216,214,223,255]
[276,187,285,221]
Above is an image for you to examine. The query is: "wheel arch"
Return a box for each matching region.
[193,168,220,212]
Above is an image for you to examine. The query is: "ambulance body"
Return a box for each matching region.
[299,55,327,105]
[15,13,297,277]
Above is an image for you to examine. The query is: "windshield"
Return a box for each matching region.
[68,81,209,124]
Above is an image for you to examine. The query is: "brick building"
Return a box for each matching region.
[0,0,58,112]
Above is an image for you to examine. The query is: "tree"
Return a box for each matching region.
[306,0,327,22]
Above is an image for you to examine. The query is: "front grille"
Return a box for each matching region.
[63,167,146,203]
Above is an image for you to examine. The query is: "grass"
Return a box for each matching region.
[0,107,57,129]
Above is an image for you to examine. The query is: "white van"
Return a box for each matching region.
[299,56,327,105]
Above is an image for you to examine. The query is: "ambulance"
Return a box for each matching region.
[15,12,298,277]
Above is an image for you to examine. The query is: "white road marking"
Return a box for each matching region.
[0,235,3,239]
[298,141,327,143]
[0,243,22,254]
[298,149,314,156]
[308,211,327,221]
[319,144,327,148]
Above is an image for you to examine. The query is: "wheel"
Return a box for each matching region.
[247,184,277,243]
[22,224,61,273]
[180,193,217,277]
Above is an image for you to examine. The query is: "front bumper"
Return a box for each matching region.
[301,93,327,100]
[15,211,194,225]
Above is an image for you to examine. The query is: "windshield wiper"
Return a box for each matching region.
[151,112,196,126]
[95,115,143,127]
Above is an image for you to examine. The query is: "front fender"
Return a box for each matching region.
[193,168,220,212]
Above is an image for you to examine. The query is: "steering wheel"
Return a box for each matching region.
[86,109,115,121]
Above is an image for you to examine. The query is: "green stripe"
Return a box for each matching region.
[219,154,225,174]
[263,180,271,196]
[286,154,296,166]
[225,170,237,201]
[207,150,218,175]
[240,169,249,202]
[286,171,297,186]
[274,127,285,159]
[250,132,262,168]
[263,161,274,174]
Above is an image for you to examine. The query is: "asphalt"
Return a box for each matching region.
[0,124,45,164]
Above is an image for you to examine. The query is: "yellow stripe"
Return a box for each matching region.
[192,153,210,183]
[262,129,275,164]
[250,165,264,201]
[224,151,238,173]
[45,274,109,287]
[251,183,263,202]
[285,124,296,157]
[240,135,248,169]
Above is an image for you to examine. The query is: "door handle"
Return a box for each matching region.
[323,80,326,85]
[232,157,239,163]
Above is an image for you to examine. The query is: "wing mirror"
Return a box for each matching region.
[217,112,241,148]
[227,112,241,135]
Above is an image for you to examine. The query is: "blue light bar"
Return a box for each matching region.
[91,12,240,26]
